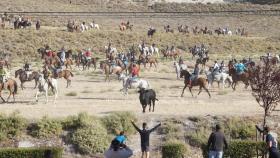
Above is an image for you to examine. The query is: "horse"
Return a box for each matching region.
[54,70,73,88]
[119,73,151,95]
[36,74,58,103]
[164,25,174,33]
[15,69,40,90]
[138,45,150,56]
[100,61,123,82]
[196,57,209,69]
[205,70,232,89]
[174,62,187,80]
[162,49,180,60]
[149,46,160,57]
[228,62,250,91]
[78,55,99,70]
[90,23,100,30]
[180,70,211,98]
[0,78,18,103]
[147,28,156,38]
[139,55,158,69]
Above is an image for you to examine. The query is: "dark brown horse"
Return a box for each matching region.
[54,70,74,88]
[228,62,250,91]
[138,55,158,68]
[15,69,40,90]
[180,70,211,98]
[0,79,18,103]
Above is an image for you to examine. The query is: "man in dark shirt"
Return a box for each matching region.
[207,124,228,158]
[131,121,161,158]
[264,126,280,158]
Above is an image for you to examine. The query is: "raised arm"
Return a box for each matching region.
[131,121,141,133]
[149,123,161,132]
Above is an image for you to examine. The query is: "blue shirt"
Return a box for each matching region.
[115,135,126,144]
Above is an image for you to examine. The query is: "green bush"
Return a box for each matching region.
[62,112,96,130]
[0,112,27,141]
[185,126,209,147]
[29,116,62,138]
[0,147,63,158]
[71,120,109,155]
[101,112,136,136]
[201,141,266,158]
[224,117,255,140]
[162,141,188,158]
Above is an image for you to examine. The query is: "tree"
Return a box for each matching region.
[249,61,280,130]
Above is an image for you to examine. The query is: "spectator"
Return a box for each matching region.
[131,120,161,158]
[207,124,228,158]
[264,126,280,158]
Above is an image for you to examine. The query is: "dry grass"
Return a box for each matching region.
[65,91,78,96]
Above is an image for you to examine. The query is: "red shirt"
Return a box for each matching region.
[47,51,53,57]
[131,67,139,77]
[85,51,91,57]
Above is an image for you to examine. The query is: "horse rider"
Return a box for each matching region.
[107,42,112,54]
[36,20,40,30]
[84,48,92,63]
[170,45,175,53]
[53,61,62,79]
[0,64,7,83]
[213,61,220,72]
[234,60,246,75]
[188,63,199,87]
[126,64,139,87]
[219,61,225,73]
[267,52,272,60]
[42,65,54,89]
[60,47,66,65]
[24,62,32,79]
[178,56,184,65]
[81,22,86,32]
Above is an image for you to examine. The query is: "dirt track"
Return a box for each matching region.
[0,61,270,119]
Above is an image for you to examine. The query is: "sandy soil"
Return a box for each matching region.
[0,61,271,119]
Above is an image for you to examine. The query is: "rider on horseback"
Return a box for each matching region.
[126,64,139,88]
[53,61,62,79]
[24,62,32,79]
[234,61,246,75]
[43,65,54,90]
[188,63,199,87]
[84,48,92,63]
[0,64,7,83]
[219,61,225,73]
[60,46,66,65]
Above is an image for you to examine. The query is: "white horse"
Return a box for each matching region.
[119,73,151,95]
[174,62,187,80]
[35,74,58,103]
[90,23,100,30]
[104,46,118,54]
[138,44,149,56]
[149,46,159,57]
[205,71,232,89]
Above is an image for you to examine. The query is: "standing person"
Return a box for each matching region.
[207,124,228,158]
[264,126,280,158]
[131,121,161,158]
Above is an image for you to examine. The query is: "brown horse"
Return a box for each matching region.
[15,69,40,90]
[180,70,211,98]
[161,50,180,60]
[64,58,74,69]
[100,61,123,82]
[228,62,250,91]
[143,56,158,68]
[54,70,74,88]
[0,79,18,103]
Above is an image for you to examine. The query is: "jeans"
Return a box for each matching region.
[209,151,223,158]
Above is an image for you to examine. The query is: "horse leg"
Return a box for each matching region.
[189,87,194,97]
[204,86,211,98]
[152,100,155,112]
[34,80,38,89]
[35,91,40,102]
[197,86,202,96]
[181,85,187,97]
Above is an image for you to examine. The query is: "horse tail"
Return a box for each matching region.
[14,80,18,94]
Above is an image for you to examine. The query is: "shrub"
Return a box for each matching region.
[0,112,27,141]
[224,117,255,140]
[201,141,266,158]
[65,92,77,96]
[185,126,209,147]
[71,120,109,154]
[158,120,184,142]
[101,112,136,136]
[162,141,188,158]
[0,147,63,158]
[62,112,96,130]
[29,116,62,138]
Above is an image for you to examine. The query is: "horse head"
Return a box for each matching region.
[180,70,190,79]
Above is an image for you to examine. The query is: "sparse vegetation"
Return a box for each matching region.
[65,91,78,96]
